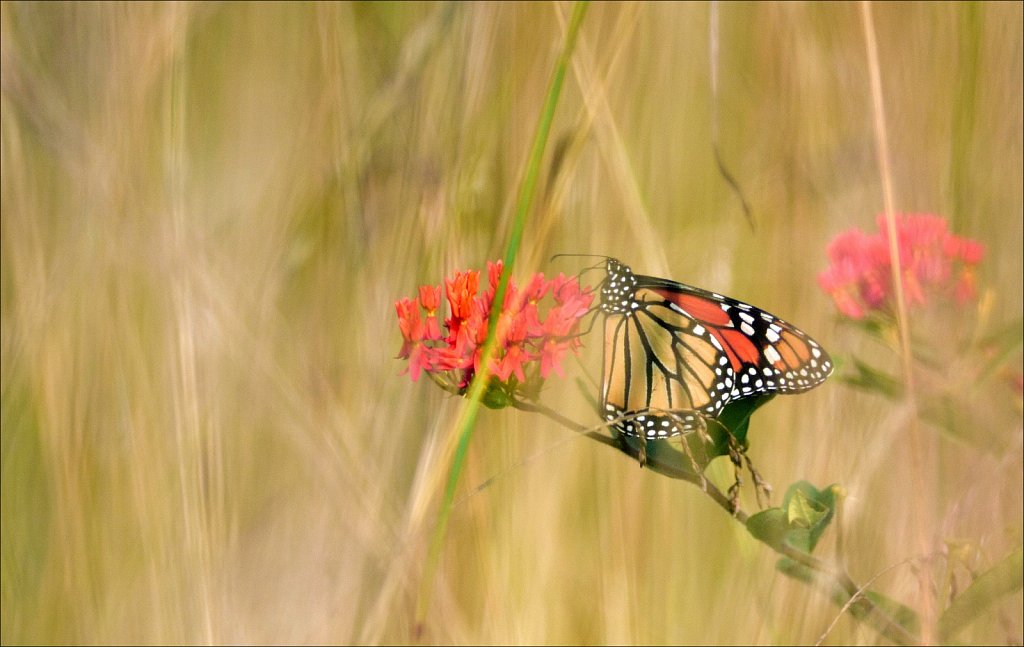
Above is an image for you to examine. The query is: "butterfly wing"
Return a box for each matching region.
[639,275,834,396]
[601,264,833,440]
[602,291,730,438]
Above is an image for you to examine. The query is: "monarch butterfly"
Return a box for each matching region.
[598,258,833,440]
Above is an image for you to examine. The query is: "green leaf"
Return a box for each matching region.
[613,395,810,482]
[746,507,790,551]
[974,316,1024,383]
[616,435,701,478]
[480,381,514,409]
[785,481,837,553]
[714,394,774,447]
[787,487,826,528]
[835,312,908,350]
[939,548,1024,641]
[838,358,904,399]
[746,481,837,553]
[977,316,1024,357]
[862,591,921,636]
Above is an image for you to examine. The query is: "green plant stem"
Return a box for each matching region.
[518,398,920,646]
[415,1,589,632]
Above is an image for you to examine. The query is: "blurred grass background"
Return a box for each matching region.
[1,1,1021,644]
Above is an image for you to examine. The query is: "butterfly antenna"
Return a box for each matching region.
[550,253,608,288]
[549,252,611,263]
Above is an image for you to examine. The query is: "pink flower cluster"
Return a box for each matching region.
[818,213,984,320]
[396,260,594,390]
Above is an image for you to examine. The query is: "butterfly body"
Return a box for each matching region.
[599,258,832,439]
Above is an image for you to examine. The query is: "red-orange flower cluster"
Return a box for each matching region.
[818,213,984,320]
[396,261,594,393]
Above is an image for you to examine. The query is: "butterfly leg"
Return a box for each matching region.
[669,412,709,493]
[725,435,745,514]
[744,453,772,509]
[693,416,716,454]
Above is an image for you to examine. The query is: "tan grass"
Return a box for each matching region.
[2,2,1021,644]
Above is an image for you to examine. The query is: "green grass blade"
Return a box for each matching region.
[415,1,590,631]
[939,548,1023,641]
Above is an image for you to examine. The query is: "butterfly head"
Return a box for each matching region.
[601,258,639,315]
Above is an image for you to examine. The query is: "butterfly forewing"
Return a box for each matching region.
[599,258,833,440]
